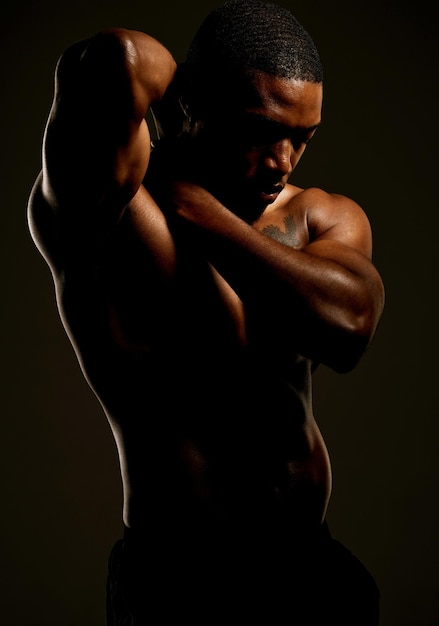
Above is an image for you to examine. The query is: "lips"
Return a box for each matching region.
[258,183,284,204]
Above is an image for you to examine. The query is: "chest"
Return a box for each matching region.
[253,188,309,250]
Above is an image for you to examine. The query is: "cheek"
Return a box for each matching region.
[292,146,307,169]
[238,149,265,179]
[222,149,258,181]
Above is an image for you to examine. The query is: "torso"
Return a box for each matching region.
[29,166,332,537]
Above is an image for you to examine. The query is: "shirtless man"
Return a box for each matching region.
[27,0,385,623]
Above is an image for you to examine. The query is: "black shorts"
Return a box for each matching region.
[106,520,380,625]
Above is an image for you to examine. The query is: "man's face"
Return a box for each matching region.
[191,72,323,221]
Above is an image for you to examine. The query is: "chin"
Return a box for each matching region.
[230,195,268,224]
[211,180,267,222]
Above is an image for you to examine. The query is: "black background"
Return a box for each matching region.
[1,0,437,624]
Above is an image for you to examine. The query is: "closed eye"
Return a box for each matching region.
[291,127,319,150]
[237,113,320,150]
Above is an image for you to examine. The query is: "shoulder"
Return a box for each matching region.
[27,172,63,275]
[296,186,370,229]
[285,185,373,258]
[27,170,117,277]
[255,184,372,255]
[279,184,367,223]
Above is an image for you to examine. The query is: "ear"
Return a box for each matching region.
[178,95,193,132]
[150,63,189,139]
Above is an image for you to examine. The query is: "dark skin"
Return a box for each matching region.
[28,29,384,537]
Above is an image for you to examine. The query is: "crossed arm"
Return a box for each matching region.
[166,181,384,371]
[40,28,177,224]
[32,27,384,373]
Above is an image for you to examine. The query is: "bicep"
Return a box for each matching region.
[304,190,384,315]
[305,191,375,268]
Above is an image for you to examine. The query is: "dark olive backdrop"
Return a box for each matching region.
[1,0,437,624]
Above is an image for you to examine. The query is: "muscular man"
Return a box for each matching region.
[28,1,385,623]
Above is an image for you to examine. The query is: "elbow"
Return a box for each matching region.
[56,30,126,77]
[328,324,372,374]
[303,315,370,374]
[325,293,384,373]
[298,268,385,374]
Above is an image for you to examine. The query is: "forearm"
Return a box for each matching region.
[42,28,177,214]
[171,182,384,371]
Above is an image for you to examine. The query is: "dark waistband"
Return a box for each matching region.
[121,517,332,560]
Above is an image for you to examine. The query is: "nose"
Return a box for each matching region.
[263,138,294,177]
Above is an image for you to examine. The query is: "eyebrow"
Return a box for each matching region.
[244,112,321,135]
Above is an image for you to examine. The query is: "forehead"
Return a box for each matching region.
[235,73,323,128]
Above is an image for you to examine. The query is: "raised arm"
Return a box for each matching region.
[38,28,176,225]
[166,182,385,373]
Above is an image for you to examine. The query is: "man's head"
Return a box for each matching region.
[184,0,323,118]
[181,0,323,221]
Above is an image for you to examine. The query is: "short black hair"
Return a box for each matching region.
[186,0,323,91]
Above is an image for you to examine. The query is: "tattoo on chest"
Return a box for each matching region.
[262,215,300,247]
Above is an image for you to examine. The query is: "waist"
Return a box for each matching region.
[121,512,334,568]
[121,419,332,532]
